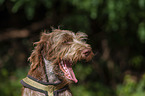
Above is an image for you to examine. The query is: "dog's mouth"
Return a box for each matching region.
[59,60,78,83]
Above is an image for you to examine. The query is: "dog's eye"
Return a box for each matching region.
[63,40,68,44]
[81,38,87,43]
[63,38,73,44]
[63,40,72,45]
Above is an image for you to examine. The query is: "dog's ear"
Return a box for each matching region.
[29,32,50,70]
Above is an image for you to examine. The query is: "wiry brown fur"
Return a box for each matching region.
[22,29,94,96]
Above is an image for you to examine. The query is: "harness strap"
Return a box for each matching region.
[21,75,68,96]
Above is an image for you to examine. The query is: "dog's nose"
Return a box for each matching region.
[82,49,91,57]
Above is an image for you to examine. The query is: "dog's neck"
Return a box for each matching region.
[43,58,61,83]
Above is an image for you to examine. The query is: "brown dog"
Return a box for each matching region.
[21,29,94,96]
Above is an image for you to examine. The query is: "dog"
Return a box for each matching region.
[21,29,94,96]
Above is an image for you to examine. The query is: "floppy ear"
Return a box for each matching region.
[28,32,50,72]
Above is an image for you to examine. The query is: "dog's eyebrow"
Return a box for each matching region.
[76,32,88,39]
[73,39,83,44]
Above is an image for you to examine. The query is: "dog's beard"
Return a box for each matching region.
[59,60,78,83]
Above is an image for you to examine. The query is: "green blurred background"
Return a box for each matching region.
[0,0,145,96]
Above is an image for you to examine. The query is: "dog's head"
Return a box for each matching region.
[29,29,94,83]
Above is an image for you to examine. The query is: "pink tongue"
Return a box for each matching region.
[60,61,78,83]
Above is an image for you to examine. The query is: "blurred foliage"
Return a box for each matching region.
[138,22,145,43]
[0,67,29,95]
[71,63,113,96]
[11,0,52,19]
[117,74,145,96]
[0,0,145,96]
